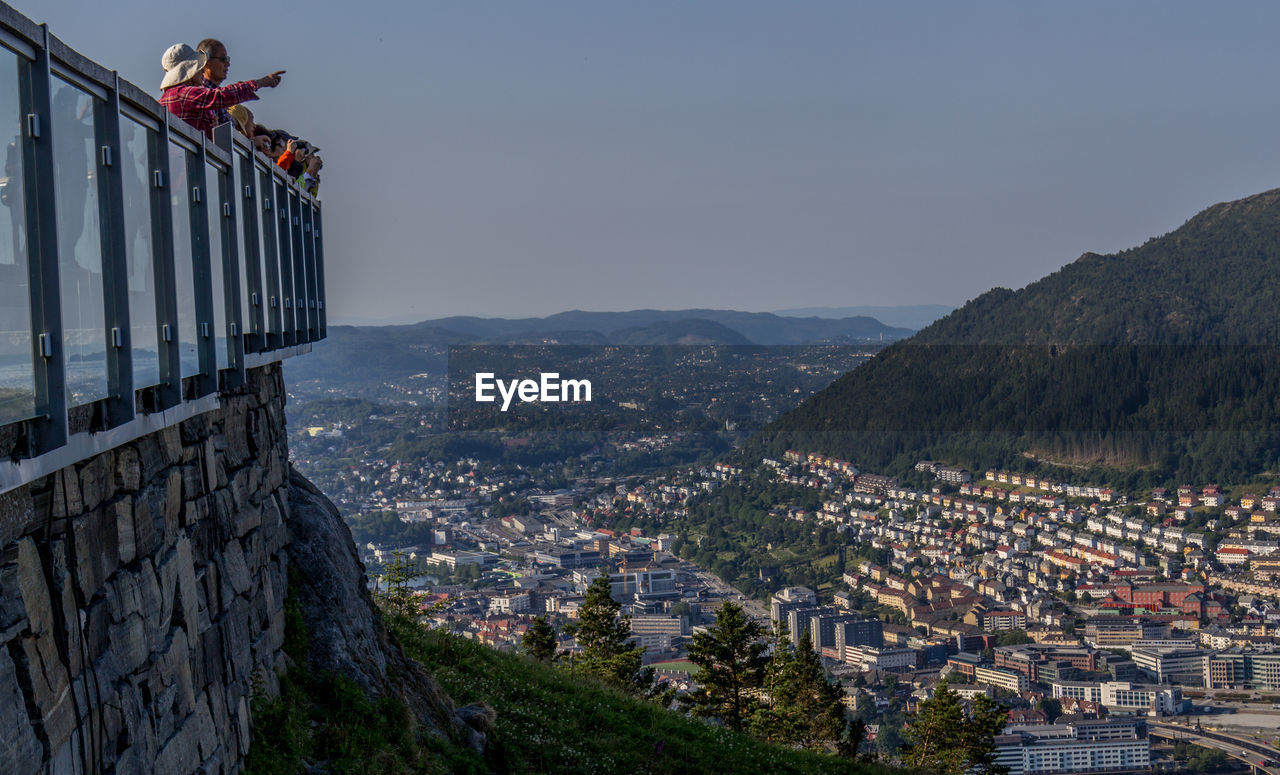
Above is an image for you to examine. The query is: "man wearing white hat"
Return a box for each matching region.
[158,42,284,140]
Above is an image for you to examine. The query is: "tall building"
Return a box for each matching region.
[786,606,824,646]
[770,587,818,626]
[833,617,885,652]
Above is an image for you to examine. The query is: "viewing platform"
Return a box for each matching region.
[0,2,325,494]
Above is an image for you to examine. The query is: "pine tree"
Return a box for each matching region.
[903,680,967,774]
[904,680,1008,775]
[379,550,425,619]
[522,616,558,662]
[751,628,849,751]
[571,575,647,691]
[684,601,767,731]
[964,694,1010,775]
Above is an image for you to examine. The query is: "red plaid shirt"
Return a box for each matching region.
[160,80,259,139]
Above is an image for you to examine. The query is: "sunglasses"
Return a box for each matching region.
[209,55,230,64]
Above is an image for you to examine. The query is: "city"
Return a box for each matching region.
[292,410,1280,773]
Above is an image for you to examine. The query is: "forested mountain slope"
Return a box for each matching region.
[758,189,1280,485]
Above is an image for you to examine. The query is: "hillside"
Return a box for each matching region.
[388,619,894,775]
[758,189,1280,485]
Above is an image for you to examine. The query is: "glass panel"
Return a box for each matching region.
[302,206,316,332]
[51,77,108,405]
[274,182,293,335]
[233,154,257,334]
[258,169,282,337]
[169,142,199,377]
[290,191,304,334]
[205,161,228,371]
[0,50,35,424]
[120,116,161,389]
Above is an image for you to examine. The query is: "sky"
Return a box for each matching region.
[16,1,1280,324]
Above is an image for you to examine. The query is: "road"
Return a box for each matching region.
[1151,720,1280,774]
[688,566,770,622]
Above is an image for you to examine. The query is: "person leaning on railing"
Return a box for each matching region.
[273,138,323,196]
[158,42,284,140]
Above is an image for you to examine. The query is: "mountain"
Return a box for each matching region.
[610,319,754,345]
[757,189,1280,486]
[394,309,911,344]
[290,310,912,397]
[773,305,954,330]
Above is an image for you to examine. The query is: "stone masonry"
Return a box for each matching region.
[0,364,292,774]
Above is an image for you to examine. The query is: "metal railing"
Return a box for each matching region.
[0,2,325,492]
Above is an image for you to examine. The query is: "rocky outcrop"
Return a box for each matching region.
[285,466,490,752]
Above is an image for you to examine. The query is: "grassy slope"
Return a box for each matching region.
[390,613,894,775]
[245,600,898,774]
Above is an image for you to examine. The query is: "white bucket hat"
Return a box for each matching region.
[160,43,206,90]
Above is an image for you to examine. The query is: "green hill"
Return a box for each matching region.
[757,188,1280,486]
[247,605,893,775]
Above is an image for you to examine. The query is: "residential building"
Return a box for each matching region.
[975,665,1030,692]
[995,720,1150,775]
[1051,681,1184,716]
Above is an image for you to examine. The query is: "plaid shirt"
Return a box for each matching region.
[160,80,258,140]
[203,78,233,129]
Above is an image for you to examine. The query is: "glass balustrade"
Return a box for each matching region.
[0,48,34,425]
[0,2,325,476]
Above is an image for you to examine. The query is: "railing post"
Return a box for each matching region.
[21,25,67,454]
[99,71,134,427]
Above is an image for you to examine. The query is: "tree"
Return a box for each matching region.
[903,680,1008,775]
[522,616,558,662]
[995,629,1034,647]
[751,630,849,751]
[379,550,425,619]
[571,575,647,691]
[838,717,868,760]
[684,601,768,731]
[1035,697,1062,723]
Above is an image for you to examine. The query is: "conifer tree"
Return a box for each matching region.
[751,628,850,751]
[571,575,647,691]
[685,601,767,731]
[522,616,558,662]
[904,680,1008,775]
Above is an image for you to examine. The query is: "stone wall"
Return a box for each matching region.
[0,364,293,775]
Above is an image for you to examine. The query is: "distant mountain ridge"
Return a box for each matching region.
[385,309,911,345]
[757,188,1280,485]
[291,309,911,395]
[773,305,954,330]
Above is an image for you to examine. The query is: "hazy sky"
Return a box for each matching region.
[17,1,1280,324]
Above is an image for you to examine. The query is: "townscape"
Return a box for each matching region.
[291,405,1280,773]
